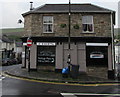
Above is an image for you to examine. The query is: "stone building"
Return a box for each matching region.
[21,4,115,79]
[0,34,14,59]
[115,41,120,64]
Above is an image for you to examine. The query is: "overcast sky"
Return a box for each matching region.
[0,0,119,29]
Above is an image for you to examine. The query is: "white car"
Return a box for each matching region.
[90,52,104,59]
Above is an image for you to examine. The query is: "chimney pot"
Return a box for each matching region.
[30,2,33,10]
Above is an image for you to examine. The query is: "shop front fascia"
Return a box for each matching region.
[21,36,113,74]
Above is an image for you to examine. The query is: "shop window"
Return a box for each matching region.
[82,16,94,33]
[43,16,53,33]
[37,46,55,65]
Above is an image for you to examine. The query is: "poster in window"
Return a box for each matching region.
[90,52,104,58]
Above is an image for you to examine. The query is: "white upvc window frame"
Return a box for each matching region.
[43,16,53,33]
[82,15,94,33]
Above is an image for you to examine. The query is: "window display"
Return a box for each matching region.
[37,46,55,65]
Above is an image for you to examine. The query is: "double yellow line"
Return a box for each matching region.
[3,73,120,86]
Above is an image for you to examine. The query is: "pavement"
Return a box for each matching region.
[3,64,120,84]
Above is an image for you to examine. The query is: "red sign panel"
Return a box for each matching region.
[27,39,32,47]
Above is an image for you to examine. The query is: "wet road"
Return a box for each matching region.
[1,76,120,97]
[1,66,120,97]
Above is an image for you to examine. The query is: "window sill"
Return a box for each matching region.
[43,32,54,34]
[81,32,95,34]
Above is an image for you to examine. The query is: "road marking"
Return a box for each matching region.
[61,93,77,97]
[3,73,120,86]
[0,75,5,81]
[61,93,120,96]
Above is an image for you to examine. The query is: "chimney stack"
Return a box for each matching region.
[30,2,33,10]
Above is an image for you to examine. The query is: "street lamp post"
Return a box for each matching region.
[67,0,71,73]
[68,0,71,50]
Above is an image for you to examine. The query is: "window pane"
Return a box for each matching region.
[43,24,52,32]
[88,24,93,31]
[83,24,87,31]
[82,16,93,24]
[83,24,93,32]
[86,16,93,24]
[43,16,53,23]
[48,24,52,32]
[43,16,53,33]
[82,16,93,32]
[43,24,48,32]
[82,16,87,24]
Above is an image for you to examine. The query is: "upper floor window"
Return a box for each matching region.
[82,16,94,33]
[43,16,53,33]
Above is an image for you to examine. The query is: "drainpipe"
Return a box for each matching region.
[111,11,115,79]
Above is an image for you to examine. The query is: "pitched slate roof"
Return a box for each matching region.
[22,3,115,24]
[22,3,115,16]
[1,35,13,43]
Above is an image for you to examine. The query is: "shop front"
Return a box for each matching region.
[21,36,114,78]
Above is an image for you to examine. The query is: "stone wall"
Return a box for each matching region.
[24,13,111,37]
[24,14,32,36]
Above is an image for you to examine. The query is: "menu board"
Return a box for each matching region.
[37,51,55,64]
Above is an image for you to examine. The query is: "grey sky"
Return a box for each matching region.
[118,1,120,28]
[0,0,119,28]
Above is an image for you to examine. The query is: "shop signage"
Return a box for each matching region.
[37,42,56,46]
[23,43,27,46]
[86,43,108,46]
